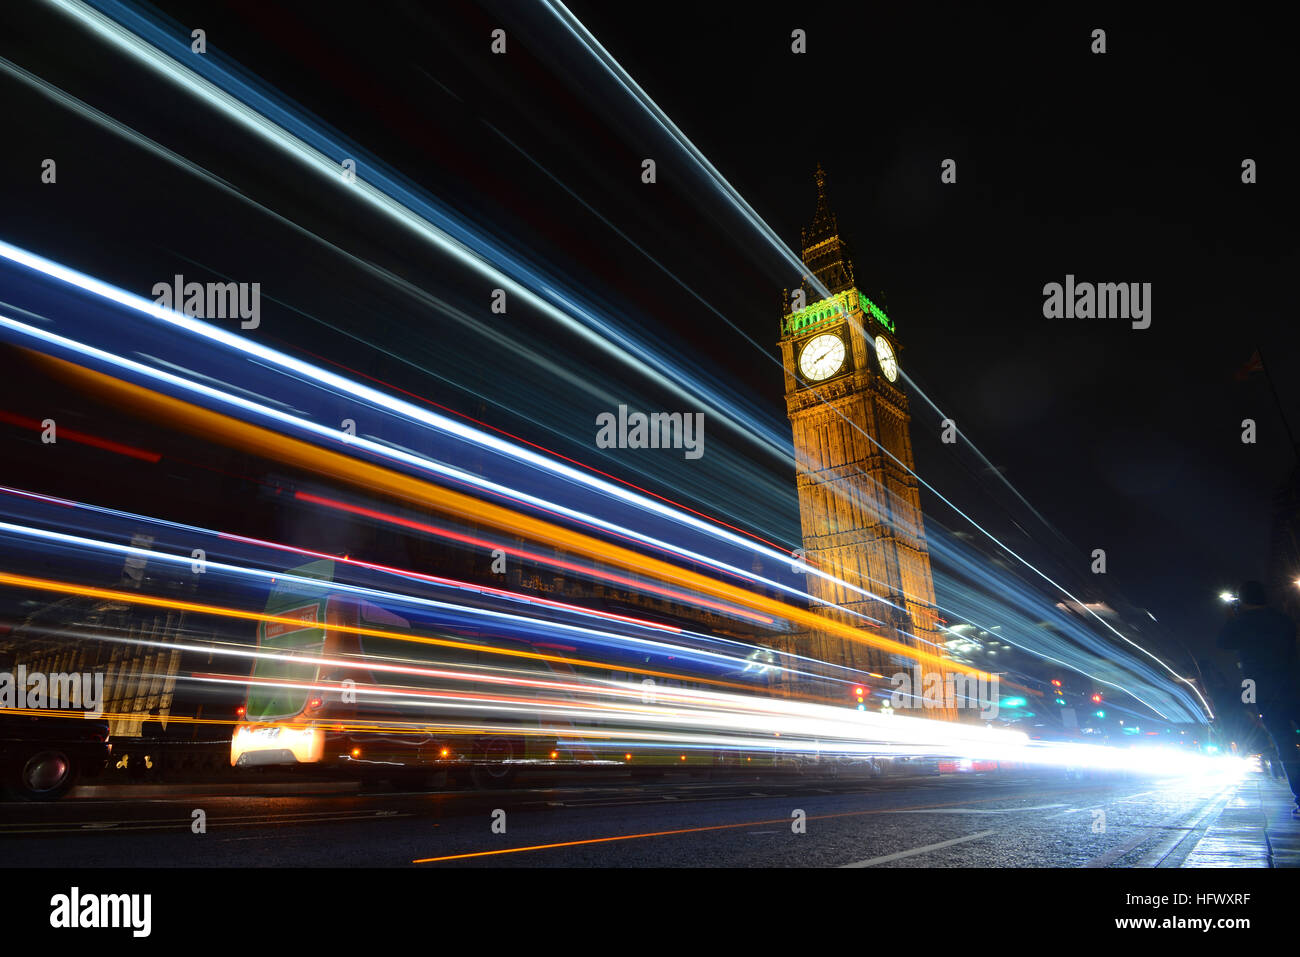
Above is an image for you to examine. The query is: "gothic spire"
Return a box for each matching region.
[800,164,856,297]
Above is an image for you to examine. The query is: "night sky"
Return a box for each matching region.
[2,0,1297,671]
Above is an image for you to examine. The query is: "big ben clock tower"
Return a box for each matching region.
[780,166,947,693]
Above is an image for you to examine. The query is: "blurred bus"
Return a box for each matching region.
[230,559,562,787]
[230,559,910,787]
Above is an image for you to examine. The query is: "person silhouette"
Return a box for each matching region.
[1218,581,1300,817]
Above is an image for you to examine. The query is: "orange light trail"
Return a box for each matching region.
[216,522,688,633]
[287,342,794,556]
[35,353,980,683]
[293,490,773,625]
[0,570,763,695]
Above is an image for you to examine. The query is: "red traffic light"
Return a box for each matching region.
[1051,679,1062,687]
[1091,693,1102,703]
[854,687,865,696]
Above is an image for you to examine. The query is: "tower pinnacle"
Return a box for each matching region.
[799,164,856,297]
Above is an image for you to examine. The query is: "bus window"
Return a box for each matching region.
[246,602,325,722]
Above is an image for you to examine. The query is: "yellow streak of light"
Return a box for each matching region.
[34,353,978,682]
[0,707,566,737]
[0,570,758,694]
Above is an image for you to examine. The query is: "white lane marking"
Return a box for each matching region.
[841,830,998,868]
[1113,791,1159,804]
[1053,790,1159,818]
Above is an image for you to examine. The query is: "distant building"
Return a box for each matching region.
[0,534,226,738]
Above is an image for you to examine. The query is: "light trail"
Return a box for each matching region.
[0,277,888,626]
[0,409,160,461]
[0,13,962,636]
[0,295,1190,714]
[535,0,1212,718]
[287,490,772,627]
[5,578,1230,779]
[0,570,765,695]
[0,49,797,549]
[22,353,971,677]
[0,511,791,682]
[7,7,1206,722]
[0,42,1190,712]
[46,0,789,464]
[0,246,1200,718]
[0,270,1049,685]
[0,483,886,690]
[538,0,1058,533]
[291,343,792,555]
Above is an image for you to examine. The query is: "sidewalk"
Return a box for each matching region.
[1182,772,1299,867]
[73,779,361,798]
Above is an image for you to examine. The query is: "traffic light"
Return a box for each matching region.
[1091,693,1103,704]
[854,686,866,710]
[1051,679,1062,688]
[1095,710,1105,719]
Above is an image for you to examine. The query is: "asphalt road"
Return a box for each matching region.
[0,769,1253,867]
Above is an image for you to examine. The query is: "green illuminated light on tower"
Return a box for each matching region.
[784,287,896,337]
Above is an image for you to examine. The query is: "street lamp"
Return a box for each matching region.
[1219,591,1237,603]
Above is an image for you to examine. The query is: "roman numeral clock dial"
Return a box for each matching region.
[798,332,846,382]
[874,334,899,382]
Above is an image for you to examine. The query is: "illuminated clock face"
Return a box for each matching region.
[798,333,846,382]
[874,335,899,382]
